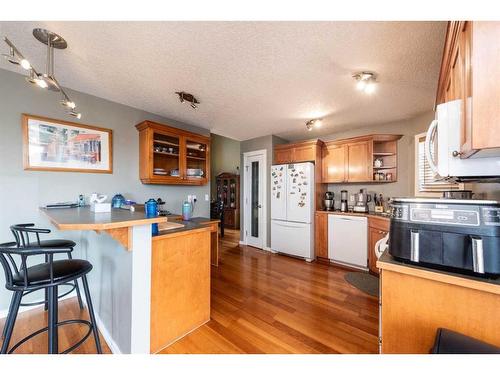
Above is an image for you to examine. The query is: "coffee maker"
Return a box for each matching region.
[353,189,371,213]
[324,191,334,211]
[340,190,348,212]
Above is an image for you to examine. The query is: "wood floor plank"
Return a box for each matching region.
[0,228,379,354]
[162,229,379,354]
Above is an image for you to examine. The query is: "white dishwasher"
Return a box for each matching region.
[328,215,368,270]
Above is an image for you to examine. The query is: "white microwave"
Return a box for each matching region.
[424,100,500,182]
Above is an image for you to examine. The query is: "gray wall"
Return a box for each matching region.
[323,111,434,210]
[210,133,240,200]
[0,68,210,350]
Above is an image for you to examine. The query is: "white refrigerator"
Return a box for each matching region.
[270,162,314,261]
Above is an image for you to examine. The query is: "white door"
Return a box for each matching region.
[271,164,287,220]
[244,151,267,249]
[286,162,314,224]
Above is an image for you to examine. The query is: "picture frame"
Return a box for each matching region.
[22,114,113,174]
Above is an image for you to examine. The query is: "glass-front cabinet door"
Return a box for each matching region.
[184,137,209,184]
[151,130,182,182]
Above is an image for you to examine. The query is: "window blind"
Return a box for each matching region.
[417,136,460,192]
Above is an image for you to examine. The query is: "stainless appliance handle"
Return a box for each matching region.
[410,231,420,262]
[471,236,485,274]
[424,119,440,177]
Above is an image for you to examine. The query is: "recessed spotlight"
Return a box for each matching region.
[353,72,377,94]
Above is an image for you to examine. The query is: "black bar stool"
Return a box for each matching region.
[0,244,102,354]
[10,224,84,310]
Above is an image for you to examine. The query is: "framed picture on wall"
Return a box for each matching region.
[22,114,113,173]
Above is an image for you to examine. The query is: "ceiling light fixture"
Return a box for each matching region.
[175,91,200,109]
[306,118,322,131]
[353,72,377,94]
[2,29,81,119]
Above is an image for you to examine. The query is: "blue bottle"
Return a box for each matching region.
[112,193,125,208]
[182,201,192,221]
[145,198,159,235]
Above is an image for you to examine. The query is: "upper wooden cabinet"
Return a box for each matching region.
[322,144,346,183]
[274,140,326,210]
[436,21,500,158]
[322,134,401,184]
[273,140,323,165]
[136,121,210,185]
[346,141,372,182]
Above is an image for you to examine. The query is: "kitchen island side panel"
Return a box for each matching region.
[79,229,134,353]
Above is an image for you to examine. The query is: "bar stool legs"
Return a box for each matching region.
[1,291,22,354]
[67,252,84,310]
[47,286,59,354]
[81,275,102,354]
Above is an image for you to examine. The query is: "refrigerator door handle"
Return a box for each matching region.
[471,236,485,274]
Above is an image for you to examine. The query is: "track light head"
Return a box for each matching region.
[176,91,200,109]
[69,109,81,119]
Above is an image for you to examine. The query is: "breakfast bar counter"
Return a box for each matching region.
[40,207,212,354]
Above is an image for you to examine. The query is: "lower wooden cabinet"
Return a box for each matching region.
[314,213,328,259]
[368,217,390,275]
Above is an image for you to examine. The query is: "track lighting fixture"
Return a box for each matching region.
[305,118,322,131]
[2,29,81,118]
[353,72,377,94]
[175,91,200,109]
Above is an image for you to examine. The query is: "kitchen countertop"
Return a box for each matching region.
[316,210,391,220]
[153,216,219,239]
[377,250,500,295]
[40,206,168,230]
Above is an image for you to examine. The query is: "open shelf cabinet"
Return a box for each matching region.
[136,121,210,185]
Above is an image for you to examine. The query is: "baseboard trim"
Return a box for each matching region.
[263,246,272,252]
[94,312,121,354]
[152,318,210,354]
[239,240,246,245]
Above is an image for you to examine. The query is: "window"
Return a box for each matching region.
[414,133,463,196]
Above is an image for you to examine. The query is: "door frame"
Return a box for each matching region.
[242,149,268,250]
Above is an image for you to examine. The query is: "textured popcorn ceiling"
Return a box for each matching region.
[0,21,446,141]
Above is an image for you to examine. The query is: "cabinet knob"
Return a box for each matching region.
[452,150,462,157]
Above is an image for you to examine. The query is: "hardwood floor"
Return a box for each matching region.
[0,228,378,354]
[0,297,111,354]
[161,229,379,354]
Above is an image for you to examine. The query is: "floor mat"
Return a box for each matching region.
[344,272,379,297]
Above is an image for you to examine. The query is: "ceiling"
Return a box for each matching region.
[0,21,446,141]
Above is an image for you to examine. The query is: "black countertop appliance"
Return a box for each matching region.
[389,198,500,276]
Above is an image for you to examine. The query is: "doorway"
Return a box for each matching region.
[243,149,267,250]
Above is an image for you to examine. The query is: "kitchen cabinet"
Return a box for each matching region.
[273,140,323,164]
[368,216,389,275]
[322,144,346,183]
[436,21,500,158]
[378,255,500,353]
[314,213,328,259]
[346,141,372,182]
[136,121,210,185]
[322,135,401,183]
[274,147,294,165]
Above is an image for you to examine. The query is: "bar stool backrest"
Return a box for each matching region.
[10,223,51,248]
